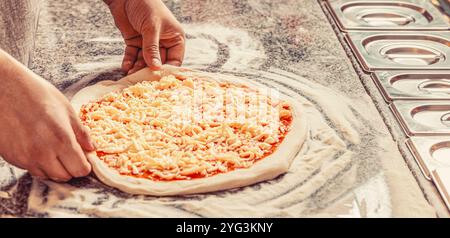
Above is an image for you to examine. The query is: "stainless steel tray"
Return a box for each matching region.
[372,71,450,101]
[407,137,450,209]
[406,136,450,180]
[431,168,450,211]
[391,100,450,136]
[325,0,450,31]
[345,31,450,72]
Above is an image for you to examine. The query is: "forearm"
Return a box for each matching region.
[0,49,24,87]
[0,49,43,101]
[0,49,31,78]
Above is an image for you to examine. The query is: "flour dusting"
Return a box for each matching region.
[23,18,437,217]
[29,61,392,217]
[0,0,431,217]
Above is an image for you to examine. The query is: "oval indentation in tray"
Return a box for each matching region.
[346,32,450,71]
[340,2,433,27]
[391,101,450,135]
[380,44,444,65]
[411,105,450,129]
[326,0,450,31]
[358,12,414,27]
[362,35,449,65]
[417,80,450,94]
[389,76,450,96]
[430,141,450,166]
[375,72,450,100]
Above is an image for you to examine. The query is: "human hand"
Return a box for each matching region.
[105,0,185,74]
[0,50,95,181]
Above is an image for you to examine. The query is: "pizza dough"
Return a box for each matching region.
[70,66,307,196]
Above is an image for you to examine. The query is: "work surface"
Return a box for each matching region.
[0,0,446,217]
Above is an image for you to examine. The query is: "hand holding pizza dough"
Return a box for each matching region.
[105,0,185,74]
[0,50,95,181]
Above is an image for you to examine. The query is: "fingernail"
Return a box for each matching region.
[89,140,97,150]
[167,60,182,67]
[152,58,161,67]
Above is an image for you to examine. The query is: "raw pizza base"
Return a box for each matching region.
[70,66,308,196]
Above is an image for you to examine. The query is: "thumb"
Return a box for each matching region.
[71,118,96,152]
[142,27,162,70]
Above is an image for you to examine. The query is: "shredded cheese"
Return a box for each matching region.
[80,74,293,181]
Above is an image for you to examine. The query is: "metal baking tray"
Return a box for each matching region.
[324,0,450,31]
[431,168,450,211]
[372,71,450,102]
[391,100,450,136]
[407,137,450,209]
[406,136,450,180]
[345,31,450,72]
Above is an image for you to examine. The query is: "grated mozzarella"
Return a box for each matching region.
[80,74,293,181]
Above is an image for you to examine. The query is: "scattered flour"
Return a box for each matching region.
[25,22,435,218]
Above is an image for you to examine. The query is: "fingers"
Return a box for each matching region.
[122,46,139,73]
[160,47,167,65]
[165,38,185,67]
[65,114,93,177]
[73,124,95,152]
[35,115,92,181]
[128,50,146,75]
[128,47,167,75]
[69,113,95,152]
[55,123,92,178]
[58,141,92,178]
[141,27,162,70]
[29,168,48,180]
[39,156,72,182]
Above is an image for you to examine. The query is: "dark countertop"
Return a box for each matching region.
[0,0,446,217]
